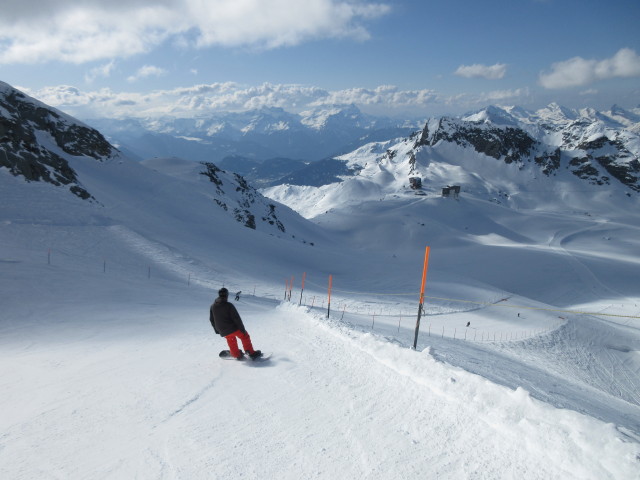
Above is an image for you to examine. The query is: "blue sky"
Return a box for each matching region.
[0,0,638,118]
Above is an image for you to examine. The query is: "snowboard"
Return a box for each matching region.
[219,350,271,362]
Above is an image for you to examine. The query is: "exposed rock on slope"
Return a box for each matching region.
[0,82,117,200]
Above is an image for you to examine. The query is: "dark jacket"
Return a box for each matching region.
[210,296,246,337]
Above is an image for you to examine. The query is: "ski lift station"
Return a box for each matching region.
[442,185,461,198]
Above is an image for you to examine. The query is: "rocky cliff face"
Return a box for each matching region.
[413,108,640,192]
[0,82,118,200]
[199,161,286,233]
[416,117,539,164]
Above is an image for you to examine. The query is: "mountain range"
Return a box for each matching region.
[2,78,639,233]
[263,102,640,221]
[85,103,419,163]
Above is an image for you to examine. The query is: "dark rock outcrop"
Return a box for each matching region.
[0,84,117,200]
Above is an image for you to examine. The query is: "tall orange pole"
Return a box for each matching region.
[413,246,431,349]
[327,274,333,318]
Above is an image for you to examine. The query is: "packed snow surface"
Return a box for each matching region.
[2,150,640,478]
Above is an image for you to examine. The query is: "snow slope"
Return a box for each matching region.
[1,251,639,478]
[2,101,640,477]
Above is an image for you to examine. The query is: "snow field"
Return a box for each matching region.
[2,273,638,479]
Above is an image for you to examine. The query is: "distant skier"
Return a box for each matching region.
[210,287,262,360]
[235,291,241,301]
[466,321,470,327]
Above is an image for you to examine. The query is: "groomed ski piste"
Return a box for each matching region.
[2,151,640,478]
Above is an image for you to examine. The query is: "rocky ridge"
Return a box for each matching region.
[396,104,640,193]
[0,81,117,200]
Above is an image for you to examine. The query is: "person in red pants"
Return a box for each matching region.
[210,287,262,359]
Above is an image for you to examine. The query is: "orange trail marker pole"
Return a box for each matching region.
[327,275,333,318]
[299,272,306,306]
[413,246,431,350]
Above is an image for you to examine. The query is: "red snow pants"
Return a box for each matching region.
[225,330,255,358]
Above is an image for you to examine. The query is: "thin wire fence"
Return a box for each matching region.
[28,247,640,346]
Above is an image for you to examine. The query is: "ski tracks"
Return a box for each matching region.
[107,225,220,287]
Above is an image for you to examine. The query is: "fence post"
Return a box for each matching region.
[299,272,306,306]
[289,276,294,301]
[327,275,333,319]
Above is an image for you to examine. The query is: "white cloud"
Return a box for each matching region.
[539,48,640,89]
[20,79,636,120]
[0,0,391,64]
[127,65,168,83]
[308,85,441,108]
[454,63,507,80]
[23,82,447,118]
[84,60,116,83]
[481,87,530,102]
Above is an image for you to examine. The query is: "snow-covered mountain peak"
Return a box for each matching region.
[604,104,640,127]
[300,103,372,130]
[462,105,520,127]
[536,102,579,124]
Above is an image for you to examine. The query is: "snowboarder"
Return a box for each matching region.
[235,291,241,301]
[210,287,262,360]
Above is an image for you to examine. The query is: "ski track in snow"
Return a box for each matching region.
[107,225,220,289]
[162,377,219,423]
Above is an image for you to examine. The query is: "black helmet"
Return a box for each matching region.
[218,287,229,297]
